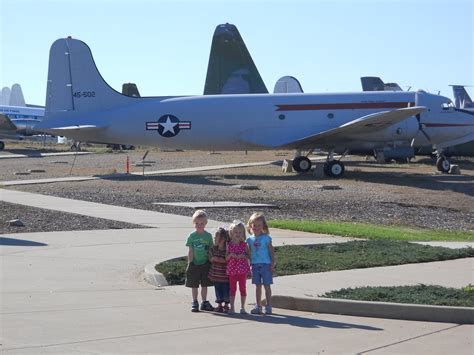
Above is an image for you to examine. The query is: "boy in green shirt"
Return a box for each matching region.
[185,210,214,312]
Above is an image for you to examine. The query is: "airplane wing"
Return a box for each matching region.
[282,106,425,149]
[0,114,18,131]
[242,106,425,149]
[38,125,105,135]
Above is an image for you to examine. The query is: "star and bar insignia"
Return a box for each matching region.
[146,114,191,138]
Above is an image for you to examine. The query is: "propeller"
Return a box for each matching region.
[411,113,432,147]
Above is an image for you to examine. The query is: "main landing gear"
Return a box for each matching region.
[436,154,450,173]
[291,149,346,178]
[292,156,312,173]
[323,149,345,178]
[323,160,345,177]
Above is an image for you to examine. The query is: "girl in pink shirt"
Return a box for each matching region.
[226,220,250,314]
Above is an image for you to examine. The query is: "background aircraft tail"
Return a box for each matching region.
[1,87,11,105]
[45,37,138,114]
[273,76,304,93]
[203,23,268,95]
[451,85,473,108]
[9,84,26,106]
[122,83,141,97]
[361,76,403,91]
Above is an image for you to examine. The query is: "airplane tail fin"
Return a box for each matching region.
[273,76,304,93]
[361,76,403,91]
[10,84,26,106]
[203,23,268,95]
[45,37,137,114]
[451,85,473,108]
[122,83,141,97]
[1,87,11,105]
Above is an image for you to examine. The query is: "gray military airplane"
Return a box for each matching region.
[35,35,474,178]
[202,24,473,173]
[362,78,474,170]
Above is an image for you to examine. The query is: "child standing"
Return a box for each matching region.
[185,210,214,312]
[247,213,275,315]
[226,220,250,314]
[208,227,230,312]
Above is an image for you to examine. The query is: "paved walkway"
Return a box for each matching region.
[0,151,93,159]
[1,189,473,354]
[0,160,280,186]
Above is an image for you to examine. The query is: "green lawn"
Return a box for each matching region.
[156,240,474,285]
[322,284,474,307]
[268,220,474,241]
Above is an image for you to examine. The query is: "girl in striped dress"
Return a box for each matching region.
[208,227,230,312]
[226,220,251,314]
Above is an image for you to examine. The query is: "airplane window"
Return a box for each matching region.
[278,114,286,120]
[327,113,334,119]
[442,102,455,110]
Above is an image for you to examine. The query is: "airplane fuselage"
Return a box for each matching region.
[43,90,473,152]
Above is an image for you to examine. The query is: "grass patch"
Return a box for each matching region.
[268,220,474,242]
[156,240,473,285]
[322,284,474,307]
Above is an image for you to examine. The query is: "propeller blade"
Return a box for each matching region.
[420,127,431,143]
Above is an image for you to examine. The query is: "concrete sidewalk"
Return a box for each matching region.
[1,189,473,353]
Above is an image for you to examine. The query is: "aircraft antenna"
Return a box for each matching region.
[69,146,79,175]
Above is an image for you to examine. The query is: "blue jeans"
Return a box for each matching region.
[251,263,273,285]
[214,282,230,303]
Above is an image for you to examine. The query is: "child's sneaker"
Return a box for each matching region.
[200,300,214,311]
[265,305,273,315]
[250,305,263,315]
[191,300,199,312]
[223,304,230,313]
[215,305,224,313]
[240,308,247,314]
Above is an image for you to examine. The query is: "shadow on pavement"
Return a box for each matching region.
[212,312,383,330]
[0,237,48,246]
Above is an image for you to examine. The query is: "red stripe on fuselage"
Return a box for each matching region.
[423,123,474,127]
[275,102,415,111]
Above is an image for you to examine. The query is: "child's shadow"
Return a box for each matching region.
[213,312,383,330]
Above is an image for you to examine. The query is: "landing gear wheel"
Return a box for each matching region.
[292,156,312,172]
[436,156,450,173]
[0,141,4,150]
[324,160,345,178]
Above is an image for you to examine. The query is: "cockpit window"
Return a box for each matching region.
[442,101,455,109]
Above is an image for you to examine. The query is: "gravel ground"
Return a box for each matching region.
[1,142,473,234]
[0,201,148,234]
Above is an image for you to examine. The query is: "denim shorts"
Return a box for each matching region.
[251,263,273,285]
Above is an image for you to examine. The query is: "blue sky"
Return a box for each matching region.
[1,0,472,105]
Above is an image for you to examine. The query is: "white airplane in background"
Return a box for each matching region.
[35,36,474,178]
[0,83,45,150]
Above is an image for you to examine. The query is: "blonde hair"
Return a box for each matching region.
[192,209,208,222]
[228,220,246,243]
[247,212,269,234]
